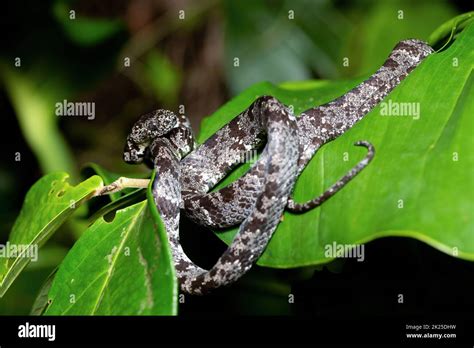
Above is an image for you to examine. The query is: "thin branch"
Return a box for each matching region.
[94,177,150,196]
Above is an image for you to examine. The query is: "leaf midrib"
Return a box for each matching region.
[90,203,146,314]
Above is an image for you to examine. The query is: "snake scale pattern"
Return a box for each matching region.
[123,39,434,295]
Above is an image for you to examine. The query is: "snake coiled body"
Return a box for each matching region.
[124,39,433,295]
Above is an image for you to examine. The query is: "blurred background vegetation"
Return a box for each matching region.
[0,0,472,315]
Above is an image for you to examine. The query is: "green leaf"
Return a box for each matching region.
[0,266,57,315]
[199,22,474,268]
[0,173,102,297]
[350,0,456,76]
[428,11,474,50]
[45,174,177,315]
[30,268,58,316]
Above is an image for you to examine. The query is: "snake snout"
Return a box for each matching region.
[123,140,146,164]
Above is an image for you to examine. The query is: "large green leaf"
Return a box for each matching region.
[0,173,102,297]
[349,0,456,76]
[198,22,474,268]
[44,175,177,315]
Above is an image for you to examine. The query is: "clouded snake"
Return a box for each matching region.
[123,39,433,295]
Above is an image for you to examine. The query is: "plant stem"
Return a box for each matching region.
[94,177,150,196]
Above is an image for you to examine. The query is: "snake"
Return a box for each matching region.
[123,39,433,295]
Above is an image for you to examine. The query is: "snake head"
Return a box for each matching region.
[123,109,179,164]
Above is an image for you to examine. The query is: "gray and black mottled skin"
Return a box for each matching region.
[123,39,434,295]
